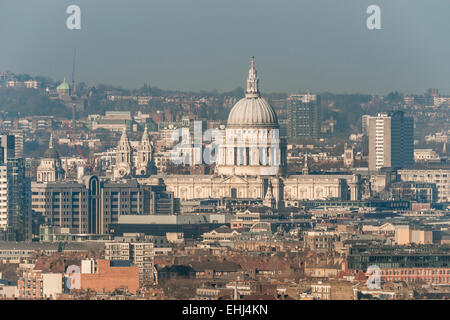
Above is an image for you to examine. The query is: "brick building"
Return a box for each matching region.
[80,260,140,294]
[380,268,450,284]
[104,242,155,284]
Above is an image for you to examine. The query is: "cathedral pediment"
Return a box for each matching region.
[219,175,249,184]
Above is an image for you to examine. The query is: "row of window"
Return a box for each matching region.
[33,191,87,196]
[384,277,449,283]
[383,269,450,275]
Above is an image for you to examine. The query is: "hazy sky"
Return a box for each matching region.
[1,0,450,94]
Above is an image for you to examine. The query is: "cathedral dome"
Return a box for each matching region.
[43,148,60,159]
[227,97,278,128]
[43,133,60,159]
[227,57,278,128]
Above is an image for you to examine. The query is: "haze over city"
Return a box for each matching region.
[1,0,450,94]
[0,0,449,306]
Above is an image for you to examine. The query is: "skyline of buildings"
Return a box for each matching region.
[0,56,449,301]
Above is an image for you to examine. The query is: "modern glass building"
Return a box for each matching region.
[347,245,450,270]
[287,94,320,141]
[5,158,32,241]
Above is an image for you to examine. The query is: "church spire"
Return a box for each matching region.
[49,132,54,149]
[245,56,260,98]
[141,124,149,142]
[118,126,131,151]
[264,181,276,208]
[139,124,151,151]
[120,126,128,141]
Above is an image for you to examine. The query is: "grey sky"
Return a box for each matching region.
[1,0,449,94]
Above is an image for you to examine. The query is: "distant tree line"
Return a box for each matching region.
[0,87,71,118]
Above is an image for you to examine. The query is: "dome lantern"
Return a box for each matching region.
[227,57,278,128]
[245,56,260,98]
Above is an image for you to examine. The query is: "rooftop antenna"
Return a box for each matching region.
[72,48,76,95]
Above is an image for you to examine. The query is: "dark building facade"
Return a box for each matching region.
[5,159,32,241]
[389,181,437,203]
[31,178,178,235]
[31,181,89,233]
[287,94,320,141]
[347,245,450,271]
[99,180,144,234]
[143,185,180,216]
[110,222,225,240]
[0,134,15,163]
